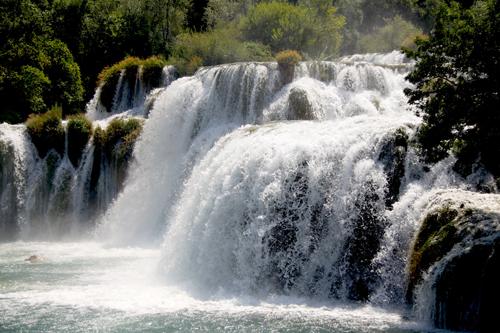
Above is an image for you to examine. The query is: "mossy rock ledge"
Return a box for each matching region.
[407,189,500,332]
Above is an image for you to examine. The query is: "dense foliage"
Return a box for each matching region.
[0,0,83,123]
[171,25,272,74]
[240,1,345,58]
[405,0,500,176]
[0,0,189,123]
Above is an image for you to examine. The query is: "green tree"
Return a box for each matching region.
[240,0,345,58]
[204,0,254,28]
[358,15,423,53]
[333,0,427,53]
[0,0,83,122]
[405,0,500,176]
[141,0,191,54]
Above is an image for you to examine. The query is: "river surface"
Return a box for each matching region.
[0,242,452,333]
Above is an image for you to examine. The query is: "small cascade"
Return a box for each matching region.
[86,65,178,120]
[0,66,174,239]
[0,124,36,240]
[0,120,143,239]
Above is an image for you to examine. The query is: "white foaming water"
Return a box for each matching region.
[0,241,439,332]
[94,53,472,308]
[0,124,36,238]
[98,54,416,245]
[161,119,412,296]
[97,63,280,244]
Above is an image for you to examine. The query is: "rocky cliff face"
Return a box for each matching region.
[408,190,500,332]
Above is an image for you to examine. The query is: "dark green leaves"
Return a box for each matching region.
[405,0,500,176]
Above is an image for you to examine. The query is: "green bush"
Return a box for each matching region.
[93,118,144,163]
[405,0,500,176]
[240,0,345,58]
[67,114,92,167]
[142,56,169,87]
[98,56,168,111]
[171,25,272,75]
[358,15,423,53]
[276,50,303,84]
[26,106,65,158]
[97,57,141,86]
[90,117,144,193]
[276,50,302,66]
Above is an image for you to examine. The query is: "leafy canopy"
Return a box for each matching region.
[405,0,500,176]
[0,0,83,122]
[240,0,345,58]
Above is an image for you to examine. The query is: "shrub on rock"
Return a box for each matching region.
[26,106,65,158]
[97,56,168,112]
[276,50,302,84]
[67,114,92,167]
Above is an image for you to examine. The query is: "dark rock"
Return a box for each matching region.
[100,66,138,113]
[265,162,309,290]
[99,71,121,113]
[337,181,388,301]
[378,128,409,208]
[0,141,20,240]
[66,115,92,167]
[432,240,500,332]
[288,88,314,120]
[407,191,500,332]
[279,63,296,85]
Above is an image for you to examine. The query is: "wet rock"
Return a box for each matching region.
[288,88,315,120]
[407,190,500,332]
[432,240,500,332]
[265,162,309,290]
[0,141,20,240]
[378,128,409,208]
[25,255,43,263]
[337,181,388,301]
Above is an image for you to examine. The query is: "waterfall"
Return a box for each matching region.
[98,52,417,244]
[91,51,474,307]
[1,52,485,314]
